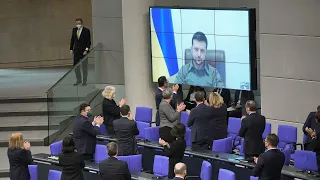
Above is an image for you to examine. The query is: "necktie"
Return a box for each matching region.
[77,29,81,39]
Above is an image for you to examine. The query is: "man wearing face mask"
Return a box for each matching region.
[72,103,103,160]
[70,18,91,86]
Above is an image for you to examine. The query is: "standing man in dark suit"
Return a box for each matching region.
[213,88,231,107]
[238,100,265,161]
[155,76,179,126]
[187,91,212,150]
[113,105,139,156]
[72,103,103,160]
[70,18,91,86]
[99,142,131,180]
[229,90,254,118]
[252,134,285,180]
[172,163,187,180]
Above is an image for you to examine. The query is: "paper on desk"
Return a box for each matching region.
[227,107,236,111]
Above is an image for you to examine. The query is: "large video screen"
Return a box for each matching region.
[150,7,257,90]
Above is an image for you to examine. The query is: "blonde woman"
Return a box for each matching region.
[102,86,127,134]
[206,92,228,142]
[7,133,32,180]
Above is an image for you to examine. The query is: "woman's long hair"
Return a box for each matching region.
[207,92,224,108]
[9,133,24,150]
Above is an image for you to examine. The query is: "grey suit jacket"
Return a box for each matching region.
[159,100,180,128]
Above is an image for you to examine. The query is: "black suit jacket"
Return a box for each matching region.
[214,88,231,107]
[70,27,91,53]
[113,117,139,156]
[234,90,254,116]
[7,148,33,180]
[172,177,184,180]
[239,113,266,155]
[59,152,85,180]
[252,149,285,180]
[99,157,131,180]
[72,115,100,154]
[187,103,212,144]
[303,112,320,150]
[102,98,121,133]
[209,104,228,141]
[164,138,187,179]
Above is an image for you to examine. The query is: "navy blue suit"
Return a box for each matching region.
[7,148,33,180]
[72,115,100,158]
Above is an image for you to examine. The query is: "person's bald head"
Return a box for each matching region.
[174,163,187,178]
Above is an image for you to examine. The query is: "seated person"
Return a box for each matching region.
[213,88,231,107]
[99,142,131,180]
[113,105,139,156]
[303,105,320,171]
[184,86,206,110]
[172,163,187,180]
[229,90,254,118]
[174,31,224,87]
[59,137,85,180]
[159,123,187,179]
[252,134,285,180]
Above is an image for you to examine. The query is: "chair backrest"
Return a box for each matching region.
[277,125,297,148]
[180,111,189,127]
[118,154,143,172]
[212,137,233,153]
[185,49,226,84]
[218,169,236,180]
[153,155,169,177]
[250,176,258,180]
[28,165,38,180]
[200,161,212,180]
[100,123,108,134]
[185,128,192,147]
[262,123,271,139]
[135,106,153,123]
[94,144,108,163]
[227,117,241,138]
[48,170,62,180]
[294,150,318,171]
[282,146,291,166]
[144,126,160,141]
[50,141,62,156]
[136,121,150,139]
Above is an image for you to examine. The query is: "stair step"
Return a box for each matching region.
[0,102,46,112]
[0,97,47,104]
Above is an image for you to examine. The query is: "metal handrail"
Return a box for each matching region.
[46,43,102,93]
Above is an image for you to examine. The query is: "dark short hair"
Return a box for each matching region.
[62,137,76,153]
[75,18,83,23]
[120,105,130,116]
[265,133,279,147]
[79,103,90,113]
[171,123,186,139]
[245,100,256,111]
[191,32,208,49]
[194,91,205,102]
[158,76,168,87]
[107,142,118,156]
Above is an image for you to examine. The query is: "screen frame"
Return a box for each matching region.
[149,6,257,90]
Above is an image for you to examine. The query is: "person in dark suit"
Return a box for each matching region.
[70,18,91,86]
[7,133,32,180]
[99,142,131,180]
[155,76,179,126]
[207,92,228,142]
[252,134,285,180]
[159,123,187,179]
[229,90,254,118]
[303,105,320,171]
[184,86,207,110]
[72,103,103,160]
[59,137,85,180]
[172,163,187,180]
[113,105,139,156]
[238,100,266,161]
[187,91,212,150]
[102,86,127,134]
[213,88,231,107]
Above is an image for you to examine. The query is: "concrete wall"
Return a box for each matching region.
[259,0,320,143]
[0,0,92,68]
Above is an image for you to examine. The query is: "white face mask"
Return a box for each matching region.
[76,25,82,29]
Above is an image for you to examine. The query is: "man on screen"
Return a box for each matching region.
[174,32,224,87]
